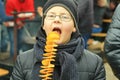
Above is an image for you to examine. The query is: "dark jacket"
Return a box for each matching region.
[104,4,120,79]
[10,49,105,80]
[76,0,93,35]
[94,0,107,26]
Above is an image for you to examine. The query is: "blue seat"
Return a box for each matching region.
[92,27,102,33]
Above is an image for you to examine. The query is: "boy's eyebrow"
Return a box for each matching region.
[47,12,70,15]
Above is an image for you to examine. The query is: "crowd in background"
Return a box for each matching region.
[0,0,119,58]
[0,0,120,80]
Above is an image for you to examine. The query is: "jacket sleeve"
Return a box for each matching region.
[94,55,106,80]
[104,4,120,79]
[10,55,24,80]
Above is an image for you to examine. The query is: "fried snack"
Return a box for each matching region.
[39,31,60,80]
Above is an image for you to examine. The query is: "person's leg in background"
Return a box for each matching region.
[0,25,9,52]
[93,4,107,33]
[7,27,14,57]
[82,33,91,49]
[17,27,24,54]
[0,25,2,52]
[7,27,24,57]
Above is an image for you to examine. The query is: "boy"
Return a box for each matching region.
[10,0,106,80]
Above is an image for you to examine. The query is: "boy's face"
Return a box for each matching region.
[43,6,76,45]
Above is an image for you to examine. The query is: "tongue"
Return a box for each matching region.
[53,28,61,34]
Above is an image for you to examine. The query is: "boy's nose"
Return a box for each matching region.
[54,16,61,23]
[54,16,61,20]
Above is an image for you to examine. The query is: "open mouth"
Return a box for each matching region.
[53,27,61,34]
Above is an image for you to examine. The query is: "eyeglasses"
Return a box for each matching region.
[44,14,72,22]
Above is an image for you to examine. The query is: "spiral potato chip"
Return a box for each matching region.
[39,31,60,80]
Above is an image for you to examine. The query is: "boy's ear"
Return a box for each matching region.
[73,27,76,32]
[37,6,43,17]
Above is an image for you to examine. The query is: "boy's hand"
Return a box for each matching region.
[37,6,43,17]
